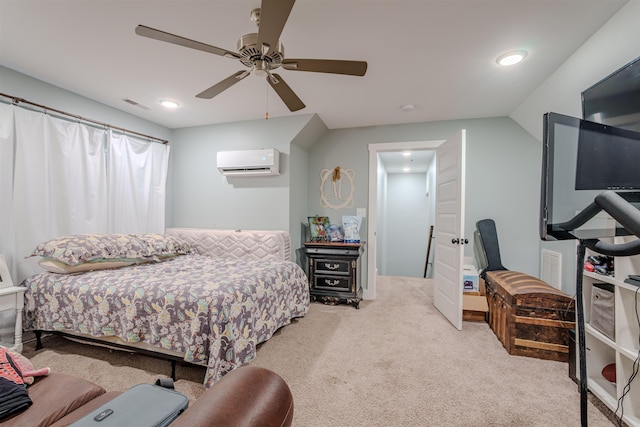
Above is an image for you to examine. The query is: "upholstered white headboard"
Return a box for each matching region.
[165,228,291,261]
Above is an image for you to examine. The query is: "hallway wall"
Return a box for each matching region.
[384,173,430,277]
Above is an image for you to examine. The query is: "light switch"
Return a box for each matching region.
[357,208,366,218]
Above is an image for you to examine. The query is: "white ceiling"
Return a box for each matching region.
[0,0,628,131]
[379,150,435,174]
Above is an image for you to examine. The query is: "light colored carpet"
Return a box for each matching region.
[23,276,617,426]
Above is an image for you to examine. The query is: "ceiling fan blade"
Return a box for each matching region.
[196,70,250,99]
[282,59,367,76]
[267,73,305,112]
[256,0,295,55]
[135,25,241,59]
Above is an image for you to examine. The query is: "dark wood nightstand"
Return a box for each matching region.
[303,241,365,309]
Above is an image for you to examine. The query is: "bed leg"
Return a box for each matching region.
[170,360,176,381]
[35,330,43,350]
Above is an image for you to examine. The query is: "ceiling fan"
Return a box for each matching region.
[135,0,368,112]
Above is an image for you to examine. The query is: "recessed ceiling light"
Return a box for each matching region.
[496,50,527,67]
[401,104,415,112]
[403,167,411,173]
[402,151,412,157]
[158,98,181,109]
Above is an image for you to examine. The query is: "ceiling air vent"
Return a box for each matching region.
[123,98,150,110]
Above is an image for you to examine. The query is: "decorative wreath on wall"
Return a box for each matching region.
[319,166,355,209]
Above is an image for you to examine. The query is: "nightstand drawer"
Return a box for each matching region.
[0,293,17,311]
[313,275,351,291]
[313,258,351,275]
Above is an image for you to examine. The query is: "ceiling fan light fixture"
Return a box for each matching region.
[253,60,269,77]
[496,50,527,66]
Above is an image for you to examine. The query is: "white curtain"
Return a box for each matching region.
[12,108,108,281]
[0,104,15,277]
[0,105,170,284]
[107,131,170,234]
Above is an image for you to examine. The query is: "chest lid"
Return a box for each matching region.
[486,270,574,310]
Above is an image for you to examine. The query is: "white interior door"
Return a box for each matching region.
[433,130,466,330]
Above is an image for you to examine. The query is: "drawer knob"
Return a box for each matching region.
[324,263,340,270]
[325,279,340,286]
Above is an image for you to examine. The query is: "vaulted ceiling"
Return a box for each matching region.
[0,0,628,130]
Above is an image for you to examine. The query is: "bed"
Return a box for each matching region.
[20,228,310,388]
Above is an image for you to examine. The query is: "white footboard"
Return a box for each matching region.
[165,228,291,261]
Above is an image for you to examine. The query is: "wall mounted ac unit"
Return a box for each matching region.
[216,149,280,176]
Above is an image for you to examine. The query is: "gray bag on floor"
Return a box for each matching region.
[70,383,188,427]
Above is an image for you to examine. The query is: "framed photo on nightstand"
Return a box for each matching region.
[308,216,330,242]
[0,254,13,288]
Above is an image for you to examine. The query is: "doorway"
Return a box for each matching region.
[378,150,435,278]
[366,140,444,300]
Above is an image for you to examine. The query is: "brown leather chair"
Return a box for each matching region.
[172,366,294,427]
[3,366,294,427]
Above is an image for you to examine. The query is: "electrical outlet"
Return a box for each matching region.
[357,208,366,218]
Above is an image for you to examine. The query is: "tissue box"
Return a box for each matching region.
[463,265,479,293]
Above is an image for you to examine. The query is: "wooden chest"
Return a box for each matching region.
[485,270,575,362]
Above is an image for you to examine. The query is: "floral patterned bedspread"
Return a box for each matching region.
[21,254,310,387]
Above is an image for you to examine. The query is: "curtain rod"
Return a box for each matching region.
[0,92,169,145]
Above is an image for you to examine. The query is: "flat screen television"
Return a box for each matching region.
[582,56,640,132]
[540,112,640,241]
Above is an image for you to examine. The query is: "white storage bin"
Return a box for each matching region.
[591,283,615,340]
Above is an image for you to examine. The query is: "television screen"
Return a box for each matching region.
[575,124,640,190]
[582,56,640,132]
[540,112,640,241]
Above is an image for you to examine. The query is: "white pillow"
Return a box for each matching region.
[38,258,135,274]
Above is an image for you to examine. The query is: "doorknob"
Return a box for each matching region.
[451,238,459,244]
[451,238,468,245]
